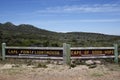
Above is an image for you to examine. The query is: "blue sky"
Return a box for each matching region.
[0,0,120,35]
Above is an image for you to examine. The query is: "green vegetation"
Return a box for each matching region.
[91,72,104,77]
[0,22,120,52]
[34,63,48,68]
[69,63,76,68]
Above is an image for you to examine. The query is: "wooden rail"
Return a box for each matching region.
[1,43,119,64]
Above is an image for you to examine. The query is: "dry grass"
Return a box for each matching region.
[0,59,120,80]
[0,62,120,80]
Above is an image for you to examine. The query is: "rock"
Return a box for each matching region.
[89,64,97,69]
[85,60,94,65]
[71,60,75,64]
[118,55,120,58]
[57,61,63,65]
[94,60,101,64]
[1,64,12,69]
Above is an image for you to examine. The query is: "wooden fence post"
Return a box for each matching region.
[63,43,71,65]
[2,43,6,60]
[114,44,118,63]
[66,44,71,65]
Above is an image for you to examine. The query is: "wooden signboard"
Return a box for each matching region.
[1,43,118,63]
[71,49,114,57]
[6,49,63,57]
[5,47,63,57]
[5,47,114,57]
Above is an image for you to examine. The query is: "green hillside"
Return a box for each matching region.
[0,22,120,49]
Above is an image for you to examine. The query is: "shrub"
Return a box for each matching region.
[34,63,47,68]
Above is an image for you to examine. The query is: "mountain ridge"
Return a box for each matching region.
[0,22,120,48]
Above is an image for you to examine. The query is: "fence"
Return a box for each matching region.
[1,43,119,64]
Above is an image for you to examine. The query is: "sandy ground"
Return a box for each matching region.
[0,63,120,80]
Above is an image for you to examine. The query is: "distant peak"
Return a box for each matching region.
[3,22,15,26]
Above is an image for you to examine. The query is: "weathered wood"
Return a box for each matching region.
[2,43,6,60]
[63,43,67,64]
[3,43,118,64]
[6,47,114,50]
[71,47,114,50]
[114,44,118,63]
[71,56,115,59]
[63,43,71,65]
[5,56,63,60]
[66,44,71,65]
[5,47,63,50]
[5,55,115,59]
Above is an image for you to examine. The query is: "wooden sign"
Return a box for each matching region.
[71,49,114,57]
[1,43,118,63]
[5,47,114,57]
[6,49,63,57]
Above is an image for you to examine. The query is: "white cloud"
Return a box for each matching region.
[74,19,120,22]
[37,4,120,13]
[21,19,120,25]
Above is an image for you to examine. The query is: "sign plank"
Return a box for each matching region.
[5,47,114,57]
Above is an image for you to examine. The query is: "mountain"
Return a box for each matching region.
[0,22,120,49]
